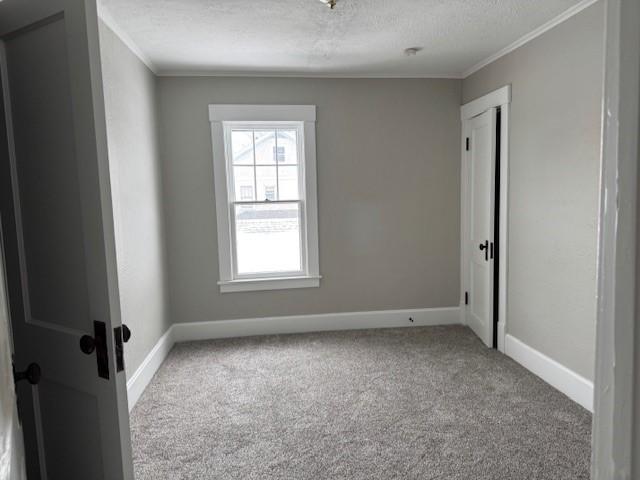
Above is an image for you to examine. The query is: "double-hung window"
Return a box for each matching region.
[209,105,320,292]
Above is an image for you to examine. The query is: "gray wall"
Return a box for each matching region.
[463,1,605,380]
[157,77,462,323]
[99,22,170,378]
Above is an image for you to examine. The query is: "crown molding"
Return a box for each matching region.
[96,1,158,74]
[462,0,602,78]
[154,70,463,79]
[96,0,600,81]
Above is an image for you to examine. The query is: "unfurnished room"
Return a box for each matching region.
[0,0,639,479]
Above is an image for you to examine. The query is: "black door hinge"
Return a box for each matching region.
[465,291,469,305]
[465,137,470,151]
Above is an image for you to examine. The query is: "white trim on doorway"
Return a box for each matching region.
[460,85,511,353]
[460,85,511,120]
[591,0,639,477]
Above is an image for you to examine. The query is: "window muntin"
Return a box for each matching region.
[224,123,306,279]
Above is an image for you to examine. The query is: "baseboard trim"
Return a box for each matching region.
[126,313,593,414]
[504,334,594,412]
[172,307,461,342]
[126,306,460,410]
[126,327,175,411]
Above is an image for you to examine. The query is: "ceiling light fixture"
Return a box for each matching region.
[319,0,337,9]
[404,47,423,57]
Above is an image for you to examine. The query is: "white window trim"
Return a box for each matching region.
[209,105,320,293]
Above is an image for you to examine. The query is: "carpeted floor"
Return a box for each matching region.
[130,326,592,479]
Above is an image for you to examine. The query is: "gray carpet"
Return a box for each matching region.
[130,326,591,479]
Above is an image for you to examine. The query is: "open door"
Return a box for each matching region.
[0,0,133,478]
[463,108,497,348]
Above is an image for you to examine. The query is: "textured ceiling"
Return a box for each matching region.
[99,0,586,76]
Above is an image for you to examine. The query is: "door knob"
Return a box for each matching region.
[14,363,41,385]
[479,240,489,261]
[81,324,130,354]
[122,324,131,343]
[80,335,96,354]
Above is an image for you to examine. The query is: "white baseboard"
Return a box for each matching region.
[126,306,460,410]
[172,307,461,342]
[126,327,175,411]
[127,311,593,415]
[504,334,594,412]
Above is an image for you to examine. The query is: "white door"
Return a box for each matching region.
[0,0,133,479]
[463,108,497,347]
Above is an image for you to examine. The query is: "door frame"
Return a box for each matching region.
[460,85,511,352]
[591,0,639,477]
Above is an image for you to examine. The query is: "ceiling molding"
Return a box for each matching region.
[462,0,602,78]
[97,2,158,74]
[154,70,463,79]
[96,0,599,80]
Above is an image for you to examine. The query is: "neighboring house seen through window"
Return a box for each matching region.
[240,185,254,201]
[209,105,320,292]
[274,145,286,163]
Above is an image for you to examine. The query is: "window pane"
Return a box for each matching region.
[235,203,302,275]
[254,130,276,165]
[276,129,298,164]
[278,166,300,200]
[256,166,277,201]
[231,130,254,165]
[233,166,255,201]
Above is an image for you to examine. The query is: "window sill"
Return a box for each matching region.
[218,275,321,293]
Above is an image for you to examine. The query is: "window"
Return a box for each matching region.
[209,105,320,292]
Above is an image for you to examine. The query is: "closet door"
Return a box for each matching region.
[463,108,497,348]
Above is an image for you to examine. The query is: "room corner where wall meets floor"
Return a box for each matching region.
[126,305,594,414]
[126,306,462,410]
